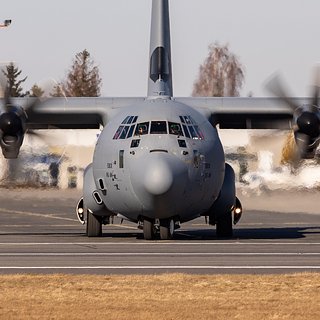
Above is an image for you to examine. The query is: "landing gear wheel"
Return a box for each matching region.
[216,211,233,238]
[143,219,156,240]
[160,219,174,240]
[86,210,102,237]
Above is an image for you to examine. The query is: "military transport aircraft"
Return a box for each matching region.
[0,0,319,240]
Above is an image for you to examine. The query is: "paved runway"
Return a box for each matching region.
[0,188,319,274]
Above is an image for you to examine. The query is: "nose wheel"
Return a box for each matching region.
[143,218,175,240]
[143,219,156,240]
[159,219,174,240]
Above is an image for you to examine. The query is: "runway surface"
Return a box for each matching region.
[0,188,319,274]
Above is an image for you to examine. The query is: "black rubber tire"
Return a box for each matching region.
[86,210,102,237]
[143,219,155,240]
[216,211,233,238]
[159,219,174,240]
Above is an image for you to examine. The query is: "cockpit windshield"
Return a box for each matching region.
[135,122,149,136]
[168,122,183,136]
[150,121,167,134]
[113,116,204,140]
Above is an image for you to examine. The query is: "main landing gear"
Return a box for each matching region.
[214,197,243,238]
[215,210,233,238]
[143,218,176,240]
[86,210,102,237]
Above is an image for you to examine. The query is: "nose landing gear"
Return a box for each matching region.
[142,218,176,240]
[159,219,175,240]
[143,219,157,240]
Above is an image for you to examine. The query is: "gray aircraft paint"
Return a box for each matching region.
[148,0,173,97]
[93,98,224,222]
[2,0,315,239]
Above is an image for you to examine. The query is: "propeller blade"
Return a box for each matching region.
[311,65,320,106]
[25,129,58,146]
[289,132,308,170]
[265,73,299,111]
[0,74,11,112]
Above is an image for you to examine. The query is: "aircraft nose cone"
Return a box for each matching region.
[143,158,173,195]
[130,152,188,219]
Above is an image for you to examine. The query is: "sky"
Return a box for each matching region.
[1,0,320,98]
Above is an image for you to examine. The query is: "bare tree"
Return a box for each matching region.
[50,83,66,97]
[192,43,244,97]
[51,49,102,97]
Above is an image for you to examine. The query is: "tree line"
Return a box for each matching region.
[2,49,102,98]
[1,44,244,98]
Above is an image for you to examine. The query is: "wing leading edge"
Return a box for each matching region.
[175,97,313,130]
[2,97,146,130]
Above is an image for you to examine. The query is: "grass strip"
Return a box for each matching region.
[0,273,319,320]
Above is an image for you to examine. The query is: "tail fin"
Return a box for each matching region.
[147,0,173,98]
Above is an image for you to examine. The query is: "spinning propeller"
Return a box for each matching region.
[265,68,320,165]
[0,76,42,158]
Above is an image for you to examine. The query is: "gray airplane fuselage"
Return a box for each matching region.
[92,98,225,223]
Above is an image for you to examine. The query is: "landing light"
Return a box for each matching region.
[233,197,243,225]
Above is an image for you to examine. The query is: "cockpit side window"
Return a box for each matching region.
[119,126,129,139]
[150,121,167,134]
[121,116,130,124]
[127,124,136,138]
[188,125,198,139]
[127,116,134,124]
[113,116,138,140]
[179,115,205,140]
[113,126,125,139]
[184,116,192,125]
[135,122,149,136]
[194,125,204,140]
[168,122,183,136]
[182,124,190,138]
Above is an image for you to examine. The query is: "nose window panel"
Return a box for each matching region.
[178,139,187,148]
[131,139,140,148]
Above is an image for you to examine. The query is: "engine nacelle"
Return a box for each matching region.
[294,106,320,159]
[0,106,27,159]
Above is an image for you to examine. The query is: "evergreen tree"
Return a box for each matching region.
[2,63,27,97]
[192,43,244,97]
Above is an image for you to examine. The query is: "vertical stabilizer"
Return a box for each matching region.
[148,0,173,98]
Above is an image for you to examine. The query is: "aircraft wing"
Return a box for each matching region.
[8,97,146,130]
[175,97,314,130]
[0,96,146,158]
